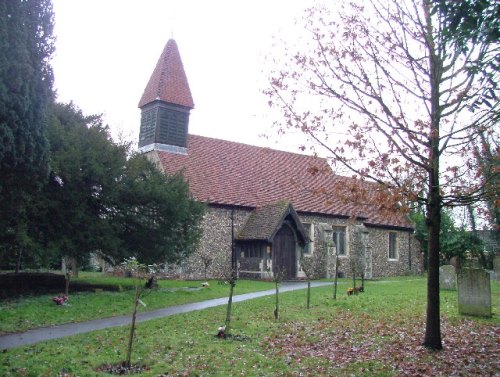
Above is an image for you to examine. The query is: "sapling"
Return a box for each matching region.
[220,209,238,337]
[64,271,71,296]
[198,249,214,280]
[121,257,158,368]
[273,267,286,320]
[300,254,322,309]
[212,252,238,337]
[350,255,358,295]
[333,249,339,300]
[224,272,237,336]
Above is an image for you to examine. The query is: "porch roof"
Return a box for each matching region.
[236,201,308,244]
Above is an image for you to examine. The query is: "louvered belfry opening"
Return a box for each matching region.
[139,102,190,149]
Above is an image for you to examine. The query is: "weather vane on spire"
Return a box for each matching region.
[169,5,177,40]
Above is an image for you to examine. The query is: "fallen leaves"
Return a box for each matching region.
[264,311,499,376]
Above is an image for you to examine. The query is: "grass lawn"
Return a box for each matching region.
[0,274,275,334]
[0,276,498,376]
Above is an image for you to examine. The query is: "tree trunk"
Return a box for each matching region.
[70,257,78,277]
[61,256,67,274]
[352,263,357,295]
[224,280,235,335]
[333,253,339,300]
[307,280,311,309]
[423,0,443,349]
[126,286,140,367]
[274,281,280,320]
[423,79,443,349]
[424,200,442,350]
[424,149,443,348]
[65,273,70,296]
[15,247,22,274]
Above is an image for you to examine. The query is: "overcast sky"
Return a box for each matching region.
[51,0,312,152]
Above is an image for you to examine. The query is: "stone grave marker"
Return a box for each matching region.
[493,256,500,281]
[457,268,491,318]
[439,265,456,290]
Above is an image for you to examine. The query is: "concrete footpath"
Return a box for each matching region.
[0,281,335,350]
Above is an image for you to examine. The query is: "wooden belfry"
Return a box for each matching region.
[138,39,194,153]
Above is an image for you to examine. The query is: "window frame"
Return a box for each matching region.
[302,222,314,255]
[332,226,347,257]
[388,232,398,261]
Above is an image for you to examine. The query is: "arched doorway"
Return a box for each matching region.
[273,223,297,279]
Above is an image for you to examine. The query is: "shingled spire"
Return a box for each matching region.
[138,39,194,153]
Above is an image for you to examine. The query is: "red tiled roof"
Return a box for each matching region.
[138,39,194,109]
[156,135,414,230]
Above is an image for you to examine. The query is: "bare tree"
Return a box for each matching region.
[331,238,340,300]
[266,0,498,350]
[197,248,214,280]
[350,225,369,294]
[212,210,238,337]
[120,257,158,368]
[300,252,323,309]
[273,267,286,321]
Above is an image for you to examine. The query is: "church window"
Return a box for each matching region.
[332,226,347,256]
[389,232,398,260]
[303,223,314,254]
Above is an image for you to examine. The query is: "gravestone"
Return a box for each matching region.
[493,256,500,281]
[449,256,461,272]
[439,265,456,290]
[457,268,492,317]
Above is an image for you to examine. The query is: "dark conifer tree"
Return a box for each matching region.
[0,0,55,270]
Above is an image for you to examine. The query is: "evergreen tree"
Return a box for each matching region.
[31,103,204,270]
[0,0,55,269]
[35,103,127,270]
[114,155,205,265]
[411,209,486,268]
[433,0,499,49]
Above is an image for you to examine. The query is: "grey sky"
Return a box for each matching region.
[52,0,311,152]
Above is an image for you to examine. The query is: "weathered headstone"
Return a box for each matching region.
[439,265,456,290]
[457,268,492,318]
[493,256,500,281]
[449,256,461,272]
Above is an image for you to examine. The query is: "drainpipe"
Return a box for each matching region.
[231,210,237,279]
[408,231,412,271]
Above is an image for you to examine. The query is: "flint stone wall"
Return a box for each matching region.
[175,206,420,279]
[299,214,420,279]
[173,205,250,279]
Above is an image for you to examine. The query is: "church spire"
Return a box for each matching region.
[139,39,193,109]
[138,39,193,153]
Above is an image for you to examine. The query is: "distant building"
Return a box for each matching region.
[138,39,420,279]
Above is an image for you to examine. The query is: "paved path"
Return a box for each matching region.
[0,281,336,350]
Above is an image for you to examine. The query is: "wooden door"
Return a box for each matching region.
[273,224,296,279]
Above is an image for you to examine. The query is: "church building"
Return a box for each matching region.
[138,38,421,280]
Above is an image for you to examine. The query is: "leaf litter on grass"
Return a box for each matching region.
[265,310,499,376]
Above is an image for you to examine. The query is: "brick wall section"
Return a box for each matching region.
[174,206,421,279]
